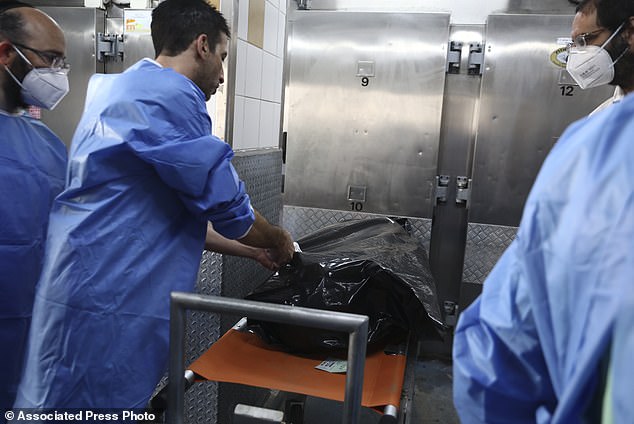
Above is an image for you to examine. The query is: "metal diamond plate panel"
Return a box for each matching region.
[183,251,223,424]
[219,149,284,424]
[151,251,222,424]
[189,251,223,361]
[462,222,518,284]
[283,205,432,252]
[232,149,283,225]
[185,381,218,424]
[222,149,283,331]
[153,150,284,424]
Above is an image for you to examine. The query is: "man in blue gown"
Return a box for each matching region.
[0,2,68,418]
[15,0,294,410]
[453,0,634,422]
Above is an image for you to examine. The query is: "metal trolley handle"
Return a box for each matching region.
[167,292,369,424]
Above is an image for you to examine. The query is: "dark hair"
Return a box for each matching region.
[575,0,596,13]
[577,0,634,31]
[0,0,32,14]
[151,0,230,57]
[0,7,29,45]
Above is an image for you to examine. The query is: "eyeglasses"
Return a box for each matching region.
[567,28,606,51]
[12,42,70,71]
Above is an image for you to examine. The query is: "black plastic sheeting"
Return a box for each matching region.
[245,217,447,353]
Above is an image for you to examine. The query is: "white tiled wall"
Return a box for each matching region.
[237,0,249,40]
[263,2,278,54]
[244,42,263,99]
[242,97,261,149]
[232,0,287,150]
[261,51,277,102]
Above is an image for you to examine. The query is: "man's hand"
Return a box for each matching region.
[253,248,279,270]
[206,223,280,270]
[238,211,296,267]
[265,229,294,266]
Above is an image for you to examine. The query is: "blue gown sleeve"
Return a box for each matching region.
[79,66,255,240]
[453,240,557,423]
[130,133,254,240]
[453,94,634,424]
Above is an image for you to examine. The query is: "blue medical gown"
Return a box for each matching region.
[14,59,255,409]
[453,94,634,423]
[608,284,634,423]
[0,113,66,413]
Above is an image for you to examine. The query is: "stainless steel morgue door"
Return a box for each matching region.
[469,14,615,226]
[284,11,450,218]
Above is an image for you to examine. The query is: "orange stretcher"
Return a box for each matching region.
[166,293,412,424]
[188,326,407,410]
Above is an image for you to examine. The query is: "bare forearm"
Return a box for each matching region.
[238,209,295,265]
[238,209,288,249]
[205,220,287,270]
[204,222,258,259]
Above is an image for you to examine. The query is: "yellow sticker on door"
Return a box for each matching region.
[550,46,568,68]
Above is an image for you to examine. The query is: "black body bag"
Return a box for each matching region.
[245,217,446,353]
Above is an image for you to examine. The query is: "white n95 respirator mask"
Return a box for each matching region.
[4,46,70,110]
[20,68,69,110]
[566,22,626,90]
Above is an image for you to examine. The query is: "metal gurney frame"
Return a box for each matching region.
[167,291,373,424]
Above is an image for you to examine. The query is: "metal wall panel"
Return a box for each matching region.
[217,149,284,424]
[40,7,105,147]
[183,250,223,424]
[294,0,574,13]
[221,149,283,332]
[469,14,614,226]
[428,24,484,308]
[294,0,577,23]
[284,11,450,218]
[283,205,432,253]
[462,222,517,284]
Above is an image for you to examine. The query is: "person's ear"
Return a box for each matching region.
[196,33,209,58]
[0,40,15,66]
